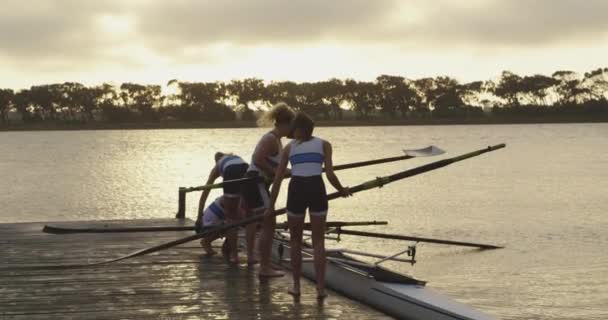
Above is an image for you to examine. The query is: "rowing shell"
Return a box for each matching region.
[270,232,495,320]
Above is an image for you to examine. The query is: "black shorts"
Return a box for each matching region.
[241,171,270,211]
[223,163,249,197]
[287,175,328,217]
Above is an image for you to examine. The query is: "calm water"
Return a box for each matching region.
[1,124,607,319]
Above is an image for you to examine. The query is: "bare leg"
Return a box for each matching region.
[258,212,284,277]
[311,214,327,298]
[288,214,304,296]
[242,201,259,266]
[201,237,216,256]
[246,222,259,265]
[224,197,241,263]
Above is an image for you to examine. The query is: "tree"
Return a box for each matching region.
[12,90,33,122]
[226,78,267,110]
[176,82,233,121]
[54,82,88,121]
[518,75,558,106]
[119,83,162,121]
[266,81,299,107]
[584,68,608,101]
[552,71,589,106]
[495,71,523,107]
[317,78,346,120]
[343,80,379,119]
[0,89,14,124]
[29,85,62,120]
[376,75,418,118]
[410,78,434,117]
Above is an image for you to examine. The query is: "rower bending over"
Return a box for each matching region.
[198,152,251,264]
[243,102,295,278]
[266,112,351,298]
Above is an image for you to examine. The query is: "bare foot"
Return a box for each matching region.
[316,288,327,300]
[247,258,259,266]
[201,240,216,256]
[258,268,284,278]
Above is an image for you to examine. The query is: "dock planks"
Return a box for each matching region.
[0,219,390,319]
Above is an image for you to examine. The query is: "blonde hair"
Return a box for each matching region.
[257,102,295,127]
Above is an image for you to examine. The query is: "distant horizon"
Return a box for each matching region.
[4,66,607,92]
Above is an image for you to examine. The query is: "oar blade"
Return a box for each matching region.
[403,145,445,157]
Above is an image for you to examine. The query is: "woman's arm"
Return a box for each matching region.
[323,140,351,197]
[253,135,278,179]
[265,144,291,214]
[198,166,220,214]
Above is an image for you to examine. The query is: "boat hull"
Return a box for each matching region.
[270,234,494,320]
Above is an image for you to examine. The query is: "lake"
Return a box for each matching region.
[1,123,607,319]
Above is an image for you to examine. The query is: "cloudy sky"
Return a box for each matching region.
[1,0,607,89]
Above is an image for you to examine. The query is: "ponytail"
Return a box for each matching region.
[257,102,295,127]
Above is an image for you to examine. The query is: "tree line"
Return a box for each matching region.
[1,68,607,125]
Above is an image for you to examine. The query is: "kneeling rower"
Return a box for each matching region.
[195,196,247,257]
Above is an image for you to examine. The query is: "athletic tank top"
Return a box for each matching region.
[216,154,246,177]
[288,137,325,177]
[203,197,225,226]
[248,132,281,178]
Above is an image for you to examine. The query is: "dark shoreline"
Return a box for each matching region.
[1,116,607,132]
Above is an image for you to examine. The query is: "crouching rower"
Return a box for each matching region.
[266,112,351,298]
[195,196,247,256]
[198,152,254,264]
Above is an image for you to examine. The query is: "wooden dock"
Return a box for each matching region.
[0,219,390,319]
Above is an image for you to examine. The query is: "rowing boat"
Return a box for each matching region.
[270,231,495,320]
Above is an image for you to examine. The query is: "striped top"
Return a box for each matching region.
[216,154,246,177]
[247,132,281,178]
[202,197,225,226]
[288,137,325,177]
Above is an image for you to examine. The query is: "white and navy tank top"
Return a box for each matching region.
[288,137,325,177]
[202,197,225,226]
[248,132,281,178]
[216,154,246,177]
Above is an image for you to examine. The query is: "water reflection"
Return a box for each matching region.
[1,124,607,318]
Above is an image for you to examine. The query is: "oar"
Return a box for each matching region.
[327,229,502,249]
[42,220,388,234]
[184,146,445,192]
[72,144,504,267]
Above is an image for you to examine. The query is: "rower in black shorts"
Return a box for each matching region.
[265,112,351,298]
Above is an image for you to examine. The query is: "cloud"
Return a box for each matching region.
[135,0,396,45]
[0,0,131,71]
[410,0,608,46]
[0,0,607,88]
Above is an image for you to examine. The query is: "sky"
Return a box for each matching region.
[1,0,608,90]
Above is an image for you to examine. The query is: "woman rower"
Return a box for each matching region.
[265,112,351,298]
[198,152,250,263]
[242,102,295,277]
[195,195,247,256]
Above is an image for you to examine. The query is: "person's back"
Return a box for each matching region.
[288,137,325,177]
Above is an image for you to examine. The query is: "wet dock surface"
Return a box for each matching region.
[0,219,390,319]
